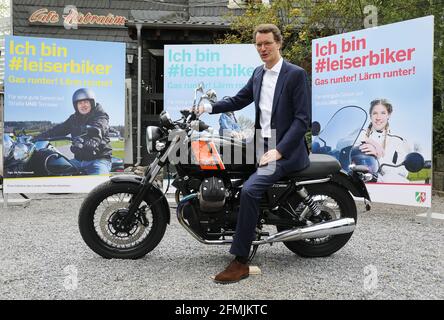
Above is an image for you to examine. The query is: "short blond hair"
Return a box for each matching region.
[253,24,283,44]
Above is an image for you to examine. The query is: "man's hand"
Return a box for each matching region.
[259,149,282,166]
[194,102,212,116]
[70,137,84,155]
[83,137,100,152]
[196,104,206,116]
[188,105,204,116]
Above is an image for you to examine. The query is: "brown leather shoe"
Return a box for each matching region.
[213,260,249,284]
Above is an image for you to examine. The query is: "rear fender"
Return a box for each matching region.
[110,175,170,224]
[330,171,371,201]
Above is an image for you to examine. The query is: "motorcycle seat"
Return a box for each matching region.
[284,154,341,178]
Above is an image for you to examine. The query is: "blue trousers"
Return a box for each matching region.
[229,138,287,258]
[70,158,112,175]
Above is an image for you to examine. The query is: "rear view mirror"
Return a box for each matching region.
[196,82,204,93]
[403,152,424,173]
[205,89,217,103]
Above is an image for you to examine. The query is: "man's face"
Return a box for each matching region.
[77,99,92,115]
[255,32,281,68]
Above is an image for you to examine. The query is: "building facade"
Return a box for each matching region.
[12,0,245,165]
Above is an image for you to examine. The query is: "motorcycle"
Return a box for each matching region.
[78,84,371,260]
[3,127,124,178]
[312,106,427,182]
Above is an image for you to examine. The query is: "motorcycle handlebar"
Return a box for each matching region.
[174,119,210,132]
[33,133,88,142]
[34,136,74,142]
[175,108,210,132]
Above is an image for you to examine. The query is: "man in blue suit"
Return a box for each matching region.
[199,24,311,284]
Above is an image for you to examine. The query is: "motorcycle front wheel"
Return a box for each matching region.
[79,181,168,259]
[277,183,357,258]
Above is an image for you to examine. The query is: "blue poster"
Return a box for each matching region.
[3,36,125,193]
[312,16,434,207]
[164,44,262,139]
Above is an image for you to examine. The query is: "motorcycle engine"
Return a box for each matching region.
[198,177,226,212]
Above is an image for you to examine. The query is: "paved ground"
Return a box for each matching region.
[0,193,442,300]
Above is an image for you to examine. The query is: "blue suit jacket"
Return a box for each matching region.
[211,60,311,173]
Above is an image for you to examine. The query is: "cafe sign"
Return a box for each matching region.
[28,7,127,28]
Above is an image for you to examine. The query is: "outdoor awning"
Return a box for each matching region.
[126,9,232,30]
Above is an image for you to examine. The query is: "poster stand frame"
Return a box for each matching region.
[0,184,31,208]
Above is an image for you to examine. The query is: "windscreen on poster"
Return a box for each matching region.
[311,16,433,207]
[3,36,125,193]
[164,44,262,140]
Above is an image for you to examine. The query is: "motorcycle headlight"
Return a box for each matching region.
[146,126,163,154]
[13,144,32,161]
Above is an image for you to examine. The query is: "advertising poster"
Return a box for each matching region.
[312,16,433,207]
[3,36,125,193]
[164,44,262,140]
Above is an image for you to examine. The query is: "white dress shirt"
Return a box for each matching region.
[259,57,283,137]
[203,57,284,138]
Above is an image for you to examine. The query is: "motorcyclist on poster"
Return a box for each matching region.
[35,88,112,175]
[356,98,412,182]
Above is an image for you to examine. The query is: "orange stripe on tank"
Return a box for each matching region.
[191,140,225,170]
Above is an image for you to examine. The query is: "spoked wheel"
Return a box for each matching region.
[277,183,357,257]
[79,181,168,259]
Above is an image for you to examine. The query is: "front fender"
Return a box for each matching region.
[111,174,163,188]
[110,175,170,224]
[110,174,143,184]
[331,171,371,201]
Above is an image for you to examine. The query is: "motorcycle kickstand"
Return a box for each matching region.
[248,245,259,263]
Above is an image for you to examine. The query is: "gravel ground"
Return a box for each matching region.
[0,193,442,300]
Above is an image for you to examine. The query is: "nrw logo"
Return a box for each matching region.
[415,192,426,204]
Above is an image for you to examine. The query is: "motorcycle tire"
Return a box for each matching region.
[277,183,357,258]
[79,181,168,259]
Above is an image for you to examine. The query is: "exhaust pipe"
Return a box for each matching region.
[260,218,355,244]
[177,195,355,245]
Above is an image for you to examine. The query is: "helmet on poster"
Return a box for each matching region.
[72,88,96,111]
[350,146,379,174]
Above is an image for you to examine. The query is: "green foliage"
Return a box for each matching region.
[408,168,431,182]
[434,110,444,158]
[110,140,125,160]
[112,149,125,160]
[51,140,71,148]
[110,140,124,149]
[220,1,279,43]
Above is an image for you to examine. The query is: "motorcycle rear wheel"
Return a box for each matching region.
[277,183,357,258]
[79,181,168,259]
